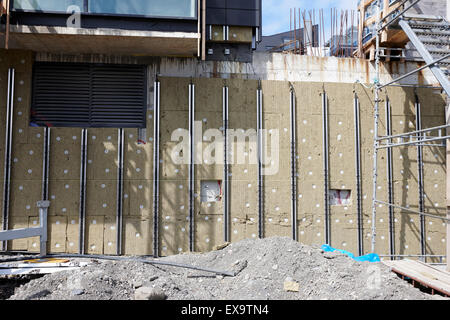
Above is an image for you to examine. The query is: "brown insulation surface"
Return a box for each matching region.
[0,51,446,264]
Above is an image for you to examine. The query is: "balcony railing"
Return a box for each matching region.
[13,0,197,19]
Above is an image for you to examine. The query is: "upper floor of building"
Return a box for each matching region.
[0,0,262,62]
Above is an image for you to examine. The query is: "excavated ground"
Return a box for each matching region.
[1,237,447,300]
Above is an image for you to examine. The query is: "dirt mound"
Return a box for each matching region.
[5,237,443,300]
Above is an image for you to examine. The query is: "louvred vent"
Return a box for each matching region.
[31,62,147,128]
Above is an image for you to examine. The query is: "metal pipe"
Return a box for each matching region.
[257,82,264,239]
[379,53,450,90]
[0,253,236,277]
[354,94,363,256]
[377,135,450,149]
[371,1,382,253]
[374,200,450,222]
[322,90,330,245]
[377,123,450,141]
[153,80,161,258]
[201,0,206,60]
[385,98,395,260]
[290,86,298,241]
[78,128,88,255]
[42,127,50,201]
[415,95,426,261]
[386,84,443,89]
[379,254,445,258]
[116,128,124,256]
[188,82,196,252]
[1,68,14,252]
[223,85,230,243]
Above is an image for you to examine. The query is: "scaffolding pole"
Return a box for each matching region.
[371,1,382,253]
[372,0,449,265]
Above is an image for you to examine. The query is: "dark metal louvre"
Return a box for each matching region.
[31,62,147,128]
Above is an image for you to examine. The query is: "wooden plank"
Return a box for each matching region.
[5,0,9,49]
[413,260,450,283]
[383,259,450,295]
[395,260,450,285]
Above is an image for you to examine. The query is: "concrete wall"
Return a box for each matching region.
[0,50,447,263]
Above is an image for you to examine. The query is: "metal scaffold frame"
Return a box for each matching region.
[371,0,450,263]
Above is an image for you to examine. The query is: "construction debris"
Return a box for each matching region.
[134,286,167,301]
[1,237,447,300]
[283,278,300,292]
[0,258,90,276]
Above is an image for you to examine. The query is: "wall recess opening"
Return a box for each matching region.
[330,189,352,206]
[200,180,222,203]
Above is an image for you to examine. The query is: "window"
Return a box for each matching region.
[13,0,197,19]
[14,0,83,11]
[89,0,197,18]
[30,63,147,128]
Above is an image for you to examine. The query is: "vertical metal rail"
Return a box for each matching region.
[354,93,363,256]
[322,90,331,245]
[415,94,426,261]
[188,82,196,252]
[257,82,264,239]
[42,127,51,201]
[371,1,382,253]
[1,68,14,252]
[385,97,395,260]
[116,128,124,256]
[289,86,298,241]
[78,128,88,255]
[446,98,450,272]
[152,80,161,258]
[223,85,230,243]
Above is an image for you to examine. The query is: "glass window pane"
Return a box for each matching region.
[89,0,197,18]
[14,0,83,11]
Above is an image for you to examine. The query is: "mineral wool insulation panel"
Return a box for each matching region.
[228,79,259,242]
[195,77,225,252]
[0,52,446,260]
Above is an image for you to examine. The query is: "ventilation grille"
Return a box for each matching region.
[31,62,147,128]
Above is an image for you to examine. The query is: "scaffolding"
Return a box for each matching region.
[371,0,450,263]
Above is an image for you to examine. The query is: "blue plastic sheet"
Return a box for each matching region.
[321,244,381,262]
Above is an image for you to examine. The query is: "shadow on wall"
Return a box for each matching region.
[396,87,446,261]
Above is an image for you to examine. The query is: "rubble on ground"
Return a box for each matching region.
[1,237,446,300]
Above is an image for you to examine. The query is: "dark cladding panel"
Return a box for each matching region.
[206,0,261,28]
[225,9,260,26]
[206,8,226,25]
[207,0,225,8]
[227,0,260,10]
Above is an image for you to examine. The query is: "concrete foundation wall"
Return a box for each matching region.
[0,50,447,263]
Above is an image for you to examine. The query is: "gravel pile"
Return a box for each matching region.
[3,237,445,300]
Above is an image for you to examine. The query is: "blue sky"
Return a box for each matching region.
[263,0,358,37]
